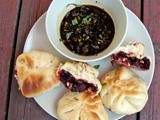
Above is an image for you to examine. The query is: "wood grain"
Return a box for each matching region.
[7,0,55,120]
[123,0,141,18]
[139,0,160,120]
[0,0,20,120]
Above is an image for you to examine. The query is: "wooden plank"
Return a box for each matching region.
[7,0,55,120]
[0,0,20,120]
[139,0,160,120]
[122,0,141,18]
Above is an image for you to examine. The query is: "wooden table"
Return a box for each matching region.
[0,0,159,120]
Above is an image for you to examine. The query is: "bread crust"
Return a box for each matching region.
[15,50,61,97]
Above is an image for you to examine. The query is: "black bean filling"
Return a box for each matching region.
[58,69,97,93]
[112,51,150,70]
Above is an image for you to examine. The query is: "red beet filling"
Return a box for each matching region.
[111,51,150,70]
[58,69,97,93]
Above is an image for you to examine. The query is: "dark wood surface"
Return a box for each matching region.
[0,0,159,120]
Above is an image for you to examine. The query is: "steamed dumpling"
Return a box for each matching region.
[57,91,108,120]
[57,61,102,97]
[100,66,148,115]
[111,42,151,70]
[14,50,61,97]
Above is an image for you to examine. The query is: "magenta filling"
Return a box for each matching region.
[58,69,97,93]
[111,51,150,70]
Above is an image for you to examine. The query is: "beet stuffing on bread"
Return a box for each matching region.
[57,61,102,97]
[111,42,151,70]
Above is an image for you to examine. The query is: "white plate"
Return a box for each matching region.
[23,8,155,120]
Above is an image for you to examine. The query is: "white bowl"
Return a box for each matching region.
[46,0,128,62]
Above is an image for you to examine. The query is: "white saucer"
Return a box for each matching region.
[23,8,155,120]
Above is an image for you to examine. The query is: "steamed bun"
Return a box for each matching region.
[100,66,148,115]
[15,50,61,97]
[57,61,102,97]
[57,91,108,120]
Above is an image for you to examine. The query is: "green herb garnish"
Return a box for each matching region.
[82,16,92,25]
[60,5,115,56]
[72,18,78,25]
[93,65,100,69]
[66,32,73,39]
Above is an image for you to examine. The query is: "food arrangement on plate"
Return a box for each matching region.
[14,42,150,120]
[14,0,154,120]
